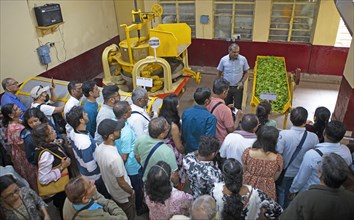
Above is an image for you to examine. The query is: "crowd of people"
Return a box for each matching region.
[1,43,354,220]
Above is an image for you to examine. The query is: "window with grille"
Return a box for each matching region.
[269,0,319,43]
[214,0,255,40]
[159,0,196,37]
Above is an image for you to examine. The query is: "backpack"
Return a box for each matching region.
[36,103,66,134]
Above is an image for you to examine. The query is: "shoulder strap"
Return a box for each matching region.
[210,102,223,114]
[131,111,150,121]
[314,149,323,157]
[72,199,95,220]
[142,142,164,176]
[284,131,308,170]
[36,103,44,109]
[37,147,65,161]
[242,188,253,209]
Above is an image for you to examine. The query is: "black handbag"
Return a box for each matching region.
[276,131,307,185]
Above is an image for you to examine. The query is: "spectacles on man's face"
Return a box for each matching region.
[7,81,19,87]
[3,186,20,200]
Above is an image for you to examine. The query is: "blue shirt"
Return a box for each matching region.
[182,105,217,153]
[83,100,98,138]
[73,199,103,211]
[115,122,141,175]
[70,131,101,181]
[290,142,352,193]
[276,126,319,177]
[1,92,28,118]
[217,54,249,86]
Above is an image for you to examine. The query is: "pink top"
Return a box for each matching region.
[242,148,283,200]
[207,97,234,142]
[145,188,193,220]
[7,123,38,192]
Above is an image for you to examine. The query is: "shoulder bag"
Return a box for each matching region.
[142,142,164,176]
[37,148,70,197]
[210,102,223,114]
[72,199,95,220]
[132,111,150,121]
[276,131,307,185]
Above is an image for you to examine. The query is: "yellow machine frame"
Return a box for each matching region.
[102,4,200,96]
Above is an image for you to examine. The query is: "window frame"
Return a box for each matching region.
[213,0,255,40]
[159,0,196,37]
[269,0,319,43]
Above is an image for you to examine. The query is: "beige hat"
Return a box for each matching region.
[30,85,50,99]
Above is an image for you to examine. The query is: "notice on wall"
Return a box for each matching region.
[136,77,153,88]
[260,92,277,101]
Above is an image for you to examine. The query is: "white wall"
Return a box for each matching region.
[0,0,118,92]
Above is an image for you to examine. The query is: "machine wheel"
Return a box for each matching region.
[151,4,163,17]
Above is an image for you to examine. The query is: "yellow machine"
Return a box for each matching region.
[102,4,200,98]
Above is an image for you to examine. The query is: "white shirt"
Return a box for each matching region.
[95,143,132,203]
[220,132,257,165]
[31,102,55,124]
[127,104,150,136]
[64,96,81,136]
[94,104,116,145]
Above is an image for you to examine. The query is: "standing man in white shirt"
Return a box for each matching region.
[217,43,250,109]
[127,88,153,136]
[94,85,120,144]
[95,119,136,220]
[219,114,258,164]
[64,81,83,137]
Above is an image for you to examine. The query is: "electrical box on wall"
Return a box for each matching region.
[37,45,51,65]
[200,15,209,24]
[34,4,63,26]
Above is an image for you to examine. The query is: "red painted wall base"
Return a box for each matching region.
[188,39,349,76]
[38,37,349,82]
[333,77,354,131]
[2,36,352,130]
[40,35,120,82]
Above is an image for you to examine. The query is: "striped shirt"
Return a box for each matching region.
[70,130,101,180]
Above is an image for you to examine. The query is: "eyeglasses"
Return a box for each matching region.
[139,96,149,102]
[7,81,18,87]
[3,187,20,200]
